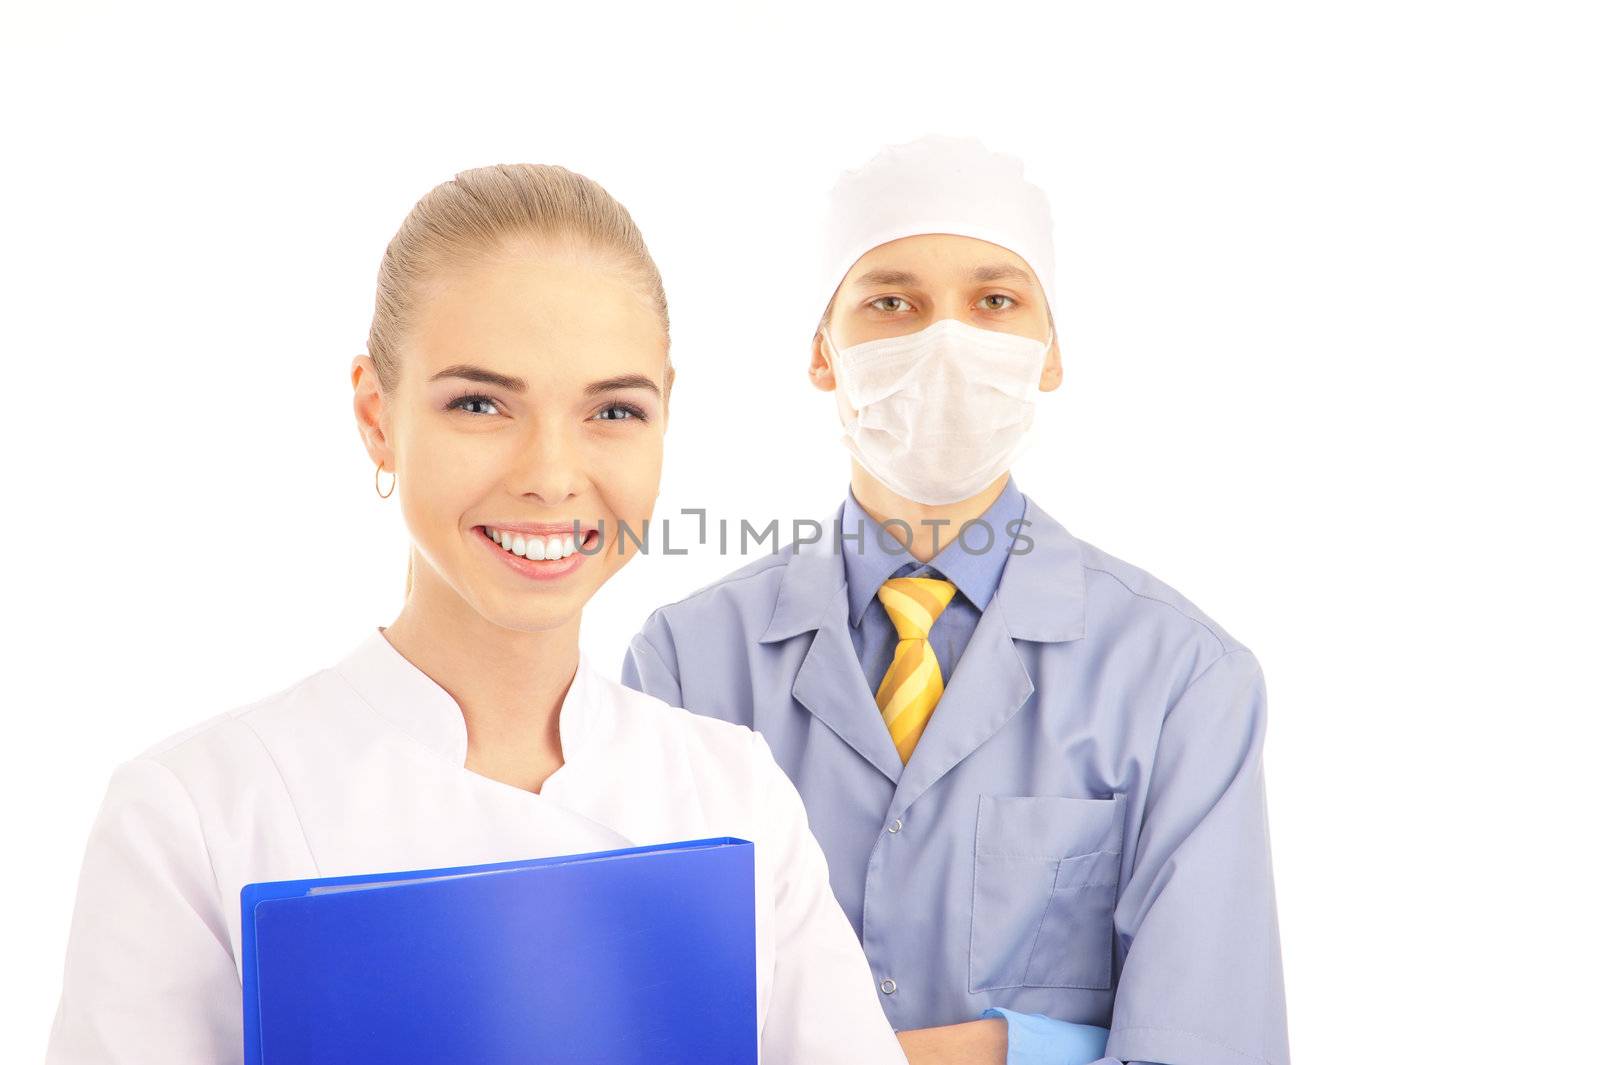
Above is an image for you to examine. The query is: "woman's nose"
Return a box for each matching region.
[511,425,584,506]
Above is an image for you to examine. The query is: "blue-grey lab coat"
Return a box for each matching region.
[622,492,1289,1065]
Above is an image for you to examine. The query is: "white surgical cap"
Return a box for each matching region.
[813,134,1057,328]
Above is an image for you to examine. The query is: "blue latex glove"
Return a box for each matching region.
[980,1007,1111,1065]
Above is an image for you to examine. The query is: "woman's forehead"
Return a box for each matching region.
[417,257,662,352]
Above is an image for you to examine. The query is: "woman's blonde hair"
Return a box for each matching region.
[364,163,673,599]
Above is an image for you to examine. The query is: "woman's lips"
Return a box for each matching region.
[475,524,601,581]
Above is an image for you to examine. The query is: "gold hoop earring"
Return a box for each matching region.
[374,462,396,499]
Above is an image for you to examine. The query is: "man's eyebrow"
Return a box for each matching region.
[429,364,527,392]
[850,263,1035,288]
[968,262,1034,284]
[852,268,922,288]
[585,373,661,397]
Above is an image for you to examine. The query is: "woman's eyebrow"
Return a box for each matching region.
[585,373,661,397]
[429,364,527,392]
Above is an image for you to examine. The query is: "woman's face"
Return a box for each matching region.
[808,232,1062,419]
[354,241,668,633]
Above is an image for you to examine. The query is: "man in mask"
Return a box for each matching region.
[623,135,1290,1065]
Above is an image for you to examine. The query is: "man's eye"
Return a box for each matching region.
[980,294,1016,311]
[591,402,647,422]
[870,296,911,313]
[447,394,501,416]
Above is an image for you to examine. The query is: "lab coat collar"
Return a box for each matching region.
[760,487,1087,645]
[757,492,1088,788]
[333,626,597,768]
[993,492,1088,643]
[759,508,851,644]
[884,497,1086,810]
[839,477,1025,627]
[758,513,908,779]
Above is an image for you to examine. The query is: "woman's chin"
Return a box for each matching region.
[468,563,603,633]
[473,592,587,635]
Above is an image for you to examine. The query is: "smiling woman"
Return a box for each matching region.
[355,163,675,603]
[44,163,911,1065]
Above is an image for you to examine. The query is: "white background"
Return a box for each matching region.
[4,2,1596,1060]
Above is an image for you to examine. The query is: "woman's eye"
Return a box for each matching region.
[980,294,1016,311]
[869,296,911,313]
[447,393,501,416]
[591,402,647,422]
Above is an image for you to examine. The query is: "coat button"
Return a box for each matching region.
[879,977,897,995]
[887,818,903,834]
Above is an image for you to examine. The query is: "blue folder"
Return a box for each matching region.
[241,836,756,1065]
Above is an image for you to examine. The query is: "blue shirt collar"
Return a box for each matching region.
[839,476,1026,627]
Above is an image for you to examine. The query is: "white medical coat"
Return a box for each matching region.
[45,626,908,1065]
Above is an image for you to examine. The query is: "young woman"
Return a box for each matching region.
[45,164,909,1065]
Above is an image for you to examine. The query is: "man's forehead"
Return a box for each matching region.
[847,235,1041,289]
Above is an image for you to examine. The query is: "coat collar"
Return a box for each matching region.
[760,489,1087,646]
[993,491,1088,642]
[758,489,1088,798]
[839,477,1026,626]
[332,625,599,767]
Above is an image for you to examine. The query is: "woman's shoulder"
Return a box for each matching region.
[114,653,368,816]
[71,660,355,903]
[583,662,801,845]
[592,663,758,759]
[584,659,783,804]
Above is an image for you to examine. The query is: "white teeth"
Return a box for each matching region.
[486,527,582,561]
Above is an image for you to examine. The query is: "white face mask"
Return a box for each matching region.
[822,317,1053,506]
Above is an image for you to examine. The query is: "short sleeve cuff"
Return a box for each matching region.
[980,1007,1111,1065]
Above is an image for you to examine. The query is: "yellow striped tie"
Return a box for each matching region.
[875,576,959,763]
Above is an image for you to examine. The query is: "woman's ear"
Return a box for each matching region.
[809,331,837,392]
[351,354,396,467]
[1038,335,1064,393]
[660,359,674,431]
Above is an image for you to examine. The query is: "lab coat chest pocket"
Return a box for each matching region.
[969,792,1126,993]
